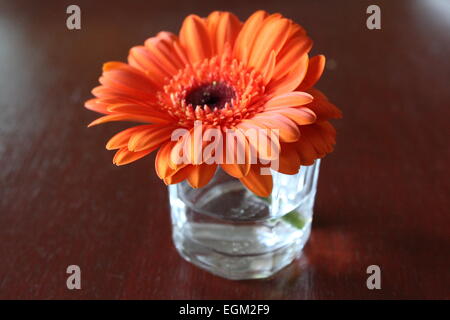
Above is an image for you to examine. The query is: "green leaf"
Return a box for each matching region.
[281,210,306,229]
[258,196,305,229]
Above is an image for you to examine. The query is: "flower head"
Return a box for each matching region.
[85,11,341,197]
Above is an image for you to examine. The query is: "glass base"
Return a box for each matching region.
[172,215,311,280]
[169,161,320,280]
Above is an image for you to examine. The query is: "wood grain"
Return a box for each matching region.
[0,0,449,299]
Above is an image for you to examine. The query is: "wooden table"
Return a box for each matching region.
[0,0,449,299]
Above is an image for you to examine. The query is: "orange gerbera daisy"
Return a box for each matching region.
[85,10,341,197]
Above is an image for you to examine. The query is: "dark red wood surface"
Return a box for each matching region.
[0,0,449,299]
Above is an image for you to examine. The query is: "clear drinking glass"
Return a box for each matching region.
[168,160,320,280]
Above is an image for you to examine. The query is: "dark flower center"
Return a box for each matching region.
[186,81,236,109]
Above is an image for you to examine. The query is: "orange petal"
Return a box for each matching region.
[304,88,342,120]
[144,33,185,74]
[298,55,325,90]
[106,125,150,150]
[113,147,153,166]
[172,40,190,66]
[247,16,291,73]
[273,107,317,125]
[294,137,317,166]
[163,165,193,185]
[84,98,111,114]
[272,35,312,80]
[168,128,193,168]
[100,69,156,94]
[262,50,276,85]
[143,32,190,70]
[167,127,198,166]
[208,11,242,55]
[294,121,336,164]
[187,163,217,188]
[155,141,186,179]
[266,54,309,95]
[263,91,313,110]
[237,119,280,161]
[179,15,212,64]
[184,126,216,165]
[102,62,158,88]
[127,125,174,152]
[233,10,268,63]
[87,114,160,127]
[287,22,307,40]
[302,122,335,155]
[202,126,224,165]
[277,143,301,174]
[93,96,148,107]
[128,46,168,88]
[91,86,151,105]
[220,128,251,178]
[206,11,221,43]
[239,164,273,197]
[107,104,174,123]
[99,67,158,101]
[102,61,128,72]
[251,114,300,143]
[317,120,337,136]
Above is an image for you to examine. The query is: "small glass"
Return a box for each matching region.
[168,160,320,280]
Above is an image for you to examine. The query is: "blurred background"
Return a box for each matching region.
[0,0,449,299]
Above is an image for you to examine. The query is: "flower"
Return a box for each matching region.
[85,11,341,197]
